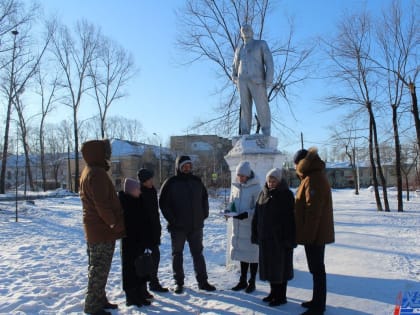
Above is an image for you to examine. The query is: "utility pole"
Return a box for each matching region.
[300,132,304,149]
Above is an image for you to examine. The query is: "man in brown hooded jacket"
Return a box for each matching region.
[79,139,125,315]
[294,147,334,315]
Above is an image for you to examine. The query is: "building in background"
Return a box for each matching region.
[170,134,232,188]
[68,139,175,191]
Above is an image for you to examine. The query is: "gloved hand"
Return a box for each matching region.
[233,212,248,220]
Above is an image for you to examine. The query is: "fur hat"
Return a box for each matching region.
[124,178,139,193]
[236,161,252,177]
[293,149,308,165]
[137,168,153,183]
[266,168,282,182]
[176,155,193,171]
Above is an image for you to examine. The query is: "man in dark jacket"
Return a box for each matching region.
[294,148,335,315]
[159,155,216,294]
[80,139,125,315]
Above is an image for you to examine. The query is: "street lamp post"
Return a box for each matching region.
[153,133,162,185]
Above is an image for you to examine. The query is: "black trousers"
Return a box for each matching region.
[170,228,208,285]
[149,245,161,285]
[304,244,326,310]
[120,239,146,293]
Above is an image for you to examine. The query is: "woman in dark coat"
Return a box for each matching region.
[137,168,168,293]
[251,168,296,307]
[119,178,153,308]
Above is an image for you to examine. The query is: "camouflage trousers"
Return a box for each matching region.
[84,241,115,314]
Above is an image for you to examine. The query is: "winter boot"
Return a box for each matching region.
[174,284,184,294]
[262,283,275,302]
[138,283,153,304]
[245,278,256,293]
[103,301,118,309]
[269,283,287,307]
[91,310,111,315]
[300,309,325,315]
[125,289,143,307]
[149,281,169,292]
[231,276,247,291]
[198,281,216,291]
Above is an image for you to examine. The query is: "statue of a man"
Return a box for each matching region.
[232,24,274,136]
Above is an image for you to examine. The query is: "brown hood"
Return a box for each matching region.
[81,139,111,169]
[296,147,325,179]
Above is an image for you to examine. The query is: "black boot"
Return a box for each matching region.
[174,284,184,294]
[245,263,258,293]
[125,289,143,307]
[232,262,249,291]
[138,283,153,305]
[232,275,247,291]
[269,283,287,307]
[149,281,169,292]
[199,281,216,291]
[245,278,256,293]
[262,283,275,302]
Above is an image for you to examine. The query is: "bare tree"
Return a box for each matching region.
[374,0,418,211]
[176,0,312,135]
[13,87,37,190]
[35,65,60,191]
[0,2,50,193]
[330,121,364,194]
[324,9,390,211]
[400,143,418,201]
[377,1,419,152]
[106,115,144,142]
[44,124,67,188]
[88,36,135,139]
[51,19,100,192]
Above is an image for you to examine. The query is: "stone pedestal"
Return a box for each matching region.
[224,134,285,267]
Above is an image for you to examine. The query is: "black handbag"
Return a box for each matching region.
[135,248,153,278]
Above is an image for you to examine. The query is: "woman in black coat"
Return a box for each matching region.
[251,168,296,307]
[137,168,168,293]
[119,178,154,307]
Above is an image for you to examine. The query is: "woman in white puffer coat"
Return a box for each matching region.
[228,161,261,293]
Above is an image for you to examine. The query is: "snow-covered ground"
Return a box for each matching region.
[0,188,419,315]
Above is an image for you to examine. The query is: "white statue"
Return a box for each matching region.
[232,24,274,136]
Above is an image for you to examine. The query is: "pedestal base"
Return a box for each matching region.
[225,135,285,187]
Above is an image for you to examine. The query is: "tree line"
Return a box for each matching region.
[0,0,137,194]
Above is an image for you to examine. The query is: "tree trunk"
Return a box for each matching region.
[392,104,403,211]
[409,82,420,151]
[0,101,12,194]
[404,173,410,201]
[368,117,383,211]
[39,124,47,192]
[368,104,390,211]
[73,109,79,193]
[22,141,34,191]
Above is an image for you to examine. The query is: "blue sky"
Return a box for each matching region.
[39,0,408,154]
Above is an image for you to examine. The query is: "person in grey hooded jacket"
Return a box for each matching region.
[159,155,216,294]
[227,161,261,293]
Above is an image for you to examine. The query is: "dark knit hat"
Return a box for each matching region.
[293,149,308,164]
[124,178,139,193]
[176,155,192,171]
[137,168,153,183]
